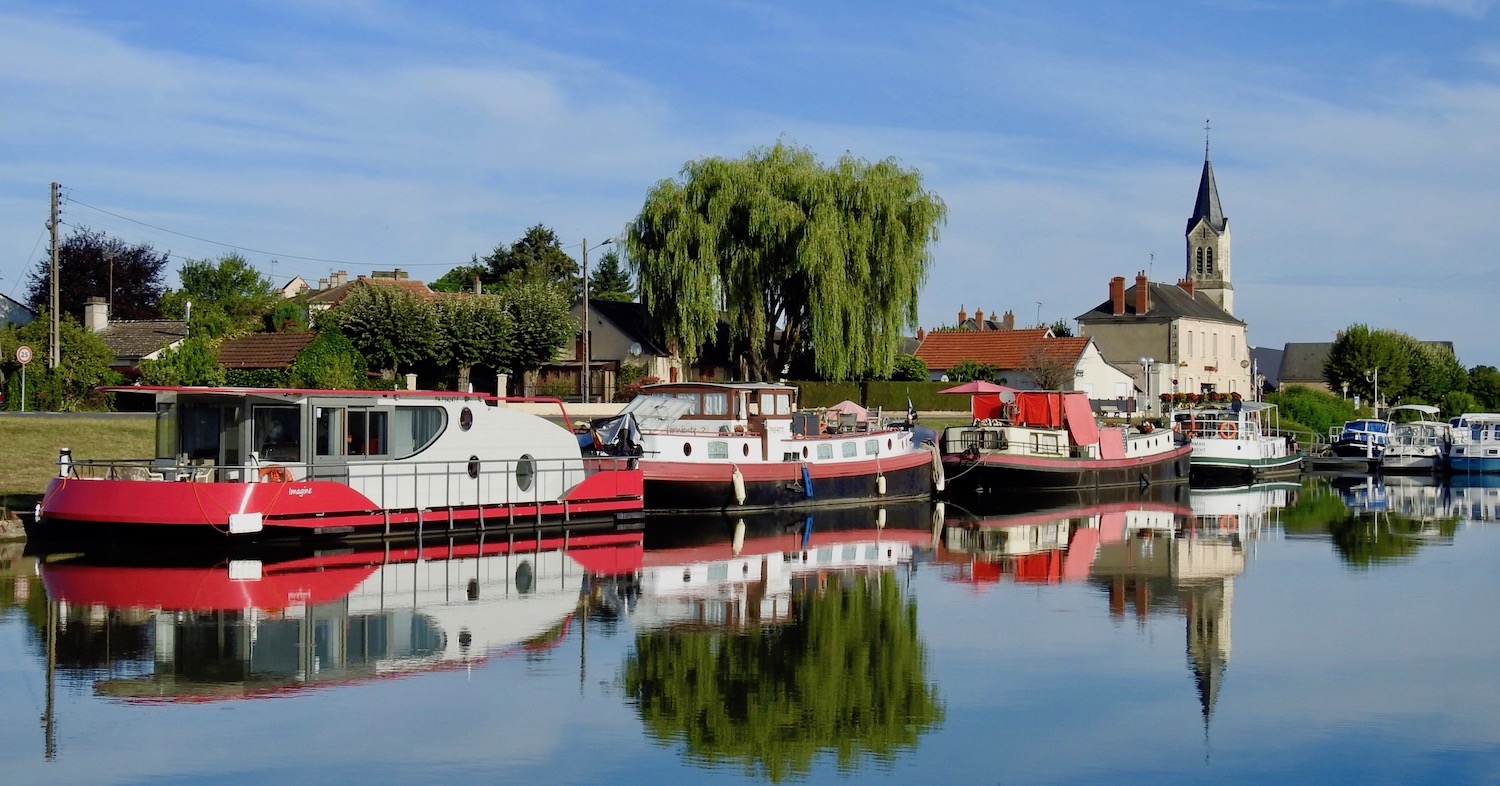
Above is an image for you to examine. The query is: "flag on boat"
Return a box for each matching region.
[907,397,917,423]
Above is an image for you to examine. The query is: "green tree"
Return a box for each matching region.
[626,141,946,381]
[1403,339,1466,404]
[434,294,512,391]
[588,249,634,301]
[1324,325,1411,405]
[429,257,489,294]
[622,571,943,781]
[486,225,578,293]
[289,329,369,389]
[322,283,438,381]
[1468,365,1500,410]
[138,336,226,386]
[947,359,998,383]
[159,254,278,339]
[27,227,169,320]
[1049,319,1073,337]
[889,353,928,382]
[497,281,575,374]
[1443,390,1479,417]
[2,312,119,411]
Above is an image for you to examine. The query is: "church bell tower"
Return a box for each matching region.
[1186,130,1233,315]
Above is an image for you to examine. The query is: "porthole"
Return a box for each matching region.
[515,560,534,595]
[467,455,479,479]
[743,443,751,457]
[683,442,693,457]
[516,453,535,491]
[802,446,809,459]
[887,439,893,450]
[460,406,473,431]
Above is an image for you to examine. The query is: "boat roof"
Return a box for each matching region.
[1388,404,1441,416]
[642,381,797,393]
[1455,412,1500,422]
[102,385,497,401]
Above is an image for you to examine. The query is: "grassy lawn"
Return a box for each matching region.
[0,414,154,503]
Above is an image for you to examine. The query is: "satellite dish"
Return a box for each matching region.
[629,342,642,357]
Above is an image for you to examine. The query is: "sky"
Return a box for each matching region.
[2,0,1498,367]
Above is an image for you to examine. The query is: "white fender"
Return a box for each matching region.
[732,465,747,505]
[733,518,746,556]
[931,501,946,549]
[928,443,946,493]
[876,507,886,529]
[876,474,887,496]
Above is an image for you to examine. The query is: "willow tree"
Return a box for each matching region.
[626,142,946,381]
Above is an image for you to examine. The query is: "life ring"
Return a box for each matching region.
[1219,422,1238,439]
[259,465,291,483]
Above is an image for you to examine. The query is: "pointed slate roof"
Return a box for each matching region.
[1188,158,1226,234]
[914,329,1090,372]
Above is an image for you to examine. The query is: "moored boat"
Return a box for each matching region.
[937,386,1191,493]
[1328,417,1390,460]
[1170,400,1302,484]
[1380,404,1450,474]
[590,381,937,512]
[1448,412,1500,474]
[31,386,643,543]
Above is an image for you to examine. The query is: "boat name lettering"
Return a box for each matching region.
[287,486,313,497]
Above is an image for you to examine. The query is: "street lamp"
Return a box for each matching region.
[1365,367,1379,418]
[581,237,613,404]
[1139,357,1155,414]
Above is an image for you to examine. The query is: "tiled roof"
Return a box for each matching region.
[218,332,317,369]
[914,329,1089,371]
[98,320,187,361]
[1075,281,1243,325]
[305,277,435,306]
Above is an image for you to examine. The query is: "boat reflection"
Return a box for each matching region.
[621,503,943,781]
[32,531,642,703]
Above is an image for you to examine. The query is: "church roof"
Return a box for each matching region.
[1075,281,1243,326]
[1188,158,1227,234]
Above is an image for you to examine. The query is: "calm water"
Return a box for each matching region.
[3,476,1499,785]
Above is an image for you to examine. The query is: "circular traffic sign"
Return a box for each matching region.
[16,345,33,365]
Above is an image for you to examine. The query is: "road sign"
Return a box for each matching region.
[15,345,32,365]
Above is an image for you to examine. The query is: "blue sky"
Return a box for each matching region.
[2,0,1497,367]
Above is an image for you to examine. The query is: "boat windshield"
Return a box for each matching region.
[255,405,302,462]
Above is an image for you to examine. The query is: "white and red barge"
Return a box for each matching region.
[32,386,643,542]
[600,382,939,512]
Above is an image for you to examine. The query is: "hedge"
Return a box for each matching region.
[790,380,967,412]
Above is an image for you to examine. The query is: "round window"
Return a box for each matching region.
[802,446,809,459]
[467,455,480,479]
[516,454,535,491]
[683,442,693,457]
[742,443,750,457]
[460,407,473,431]
[515,560,534,595]
[887,438,893,450]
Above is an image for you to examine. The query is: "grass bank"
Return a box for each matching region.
[1,413,154,502]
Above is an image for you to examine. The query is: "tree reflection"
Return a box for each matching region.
[622,572,943,781]
[1280,479,1459,568]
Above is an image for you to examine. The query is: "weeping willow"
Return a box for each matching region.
[626,142,946,381]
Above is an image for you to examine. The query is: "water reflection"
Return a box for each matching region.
[623,504,943,781]
[29,532,641,706]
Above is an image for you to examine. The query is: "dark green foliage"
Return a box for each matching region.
[947,359,998,383]
[289,330,369,390]
[225,367,290,388]
[268,300,308,333]
[429,258,488,294]
[1323,324,1465,406]
[588,249,634,302]
[138,336,226,386]
[499,281,575,373]
[622,573,943,781]
[321,283,438,377]
[792,381,863,408]
[27,227,169,320]
[1266,385,1361,440]
[1468,366,1500,410]
[1048,319,1073,337]
[435,294,511,389]
[864,381,963,412]
[1,313,121,411]
[160,254,278,340]
[888,354,928,382]
[485,225,579,294]
[1443,390,1479,417]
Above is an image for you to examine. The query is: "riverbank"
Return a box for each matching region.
[0,412,154,503]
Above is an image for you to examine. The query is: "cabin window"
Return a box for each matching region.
[775,394,792,415]
[817,444,834,460]
[743,443,751,457]
[460,407,473,431]
[346,409,390,456]
[865,439,879,456]
[708,441,729,459]
[674,393,701,415]
[703,392,729,416]
[315,407,345,456]
[842,442,858,458]
[683,442,693,457]
[254,406,302,462]
[155,403,178,461]
[393,406,446,458]
[516,454,535,491]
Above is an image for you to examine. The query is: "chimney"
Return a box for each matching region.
[1110,277,1126,315]
[331,270,348,287]
[973,308,985,329]
[1003,310,1015,330]
[84,297,109,332]
[958,305,968,325]
[473,275,482,295]
[318,277,329,290]
[1177,277,1195,296]
[916,326,926,341]
[1135,271,1149,315]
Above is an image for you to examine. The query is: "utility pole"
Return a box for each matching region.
[49,182,60,370]
[582,237,592,404]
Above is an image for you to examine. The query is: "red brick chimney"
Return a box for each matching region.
[1177,278,1195,296]
[958,305,968,324]
[916,326,926,341]
[973,308,985,329]
[1135,271,1149,315]
[1110,277,1126,315]
[1003,310,1015,330]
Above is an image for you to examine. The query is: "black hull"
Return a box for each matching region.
[1190,460,1304,486]
[945,451,1191,495]
[644,462,932,513]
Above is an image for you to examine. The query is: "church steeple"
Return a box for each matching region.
[1185,122,1233,315]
